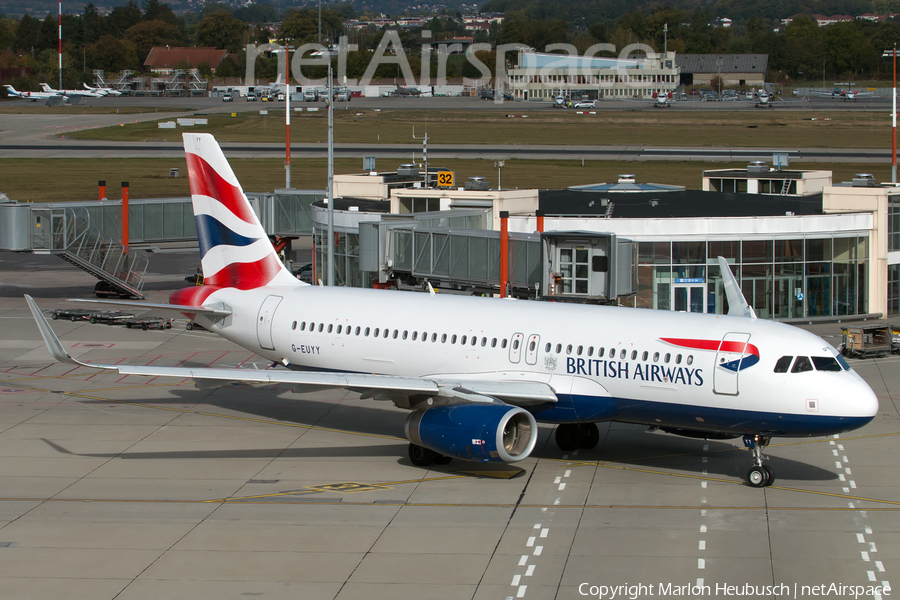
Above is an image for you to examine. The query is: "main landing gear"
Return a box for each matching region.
[744,434,774,487]
[555,423,600,452]
[408,443,453,467]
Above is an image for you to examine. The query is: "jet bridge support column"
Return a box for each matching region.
[98,180,106,201]
[500,211,509,298]
[121,182,129,249]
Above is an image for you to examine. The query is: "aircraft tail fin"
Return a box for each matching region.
[718,256,756,319]
[39,83,53,92]
[182,133,300,290]
[4,85,17,95]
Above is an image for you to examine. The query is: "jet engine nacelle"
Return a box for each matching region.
[405,404,537,463]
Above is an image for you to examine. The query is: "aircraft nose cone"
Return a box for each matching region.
[839,376,879,421]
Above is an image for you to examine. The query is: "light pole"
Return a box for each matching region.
[314,49,338,286]
[883,44,897,184]
[494,160,505,190]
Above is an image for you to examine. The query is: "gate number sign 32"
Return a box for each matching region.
[437,171,454,187]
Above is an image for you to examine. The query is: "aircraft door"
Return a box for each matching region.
[256,295,283,351]
[508,333,524,364]
[525,334,540,366]
[713,332,751,396]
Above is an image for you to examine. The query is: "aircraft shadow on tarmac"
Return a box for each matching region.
[50,385,839,483]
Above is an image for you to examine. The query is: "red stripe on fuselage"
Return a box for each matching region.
[185,153,257,224]
[661,337,760,357]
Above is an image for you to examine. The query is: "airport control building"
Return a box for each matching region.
[506,49,680,101]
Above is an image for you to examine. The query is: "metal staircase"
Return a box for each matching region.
[31,206,147,298]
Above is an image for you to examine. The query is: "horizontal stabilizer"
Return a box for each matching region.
[67,298,231,317]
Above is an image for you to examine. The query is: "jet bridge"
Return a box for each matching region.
[359,217,636,302]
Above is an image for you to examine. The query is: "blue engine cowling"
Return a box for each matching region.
[404,404,538,463]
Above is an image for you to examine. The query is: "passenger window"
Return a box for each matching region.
[355,326,360,335]
[773,356,793,373]
[452,335,458,344]
[383,329,389,338]
[653,352,659,362]
[292,321,297,330]
[327,324,333,333]
[412,331,417,341]
[687,355,693,365]
[501,339,507,349]
[642,351,648,361]
[337,325,343,334]
[392,330,398,339]
[619,349,626,359]
[301,322,307,331]
[492,338,497,348]
[364,327,370,337]
[664,353,670,363]
[513,339,519,350]
[675,354,682,364]
[545,343,551,352]
[530,341,536,351]
[587,347,594,357]
[441,334,447,343]
[472,337,478,346]
[461,335,467,345]
[481,337,487,347]
[566,345,572,355]
[432,333,437,342]
[577,345,583,355]
[309,322,315,331]
[318,324,324,333]
[402,330,408,340]
[598,347,605,358]
[373,328,379,337]
[556,344,562,354]
[812,356,842,372]
[631,350,637,360]
[791,356,813,373]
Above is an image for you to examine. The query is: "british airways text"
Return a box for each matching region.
[567,358,703,386]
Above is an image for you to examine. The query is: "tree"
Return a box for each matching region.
[142,0,178,26]
[38,13,57,52]
[280,8,342,44]
[195,10,246,53]
[125,19,184,63]
[823,21,877,76]
[86,34,139,72]
[14,15,39,53]
[108,1,142,37]
[234,3,278,24]
[83,3,104,44]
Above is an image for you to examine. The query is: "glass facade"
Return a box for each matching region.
[313,230,372,288]
[627,236,869,318]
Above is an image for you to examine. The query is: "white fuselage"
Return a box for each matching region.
[191,284,877,438]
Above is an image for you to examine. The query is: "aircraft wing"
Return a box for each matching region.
[26,295,558,406]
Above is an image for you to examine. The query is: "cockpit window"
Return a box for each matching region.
[812,356,843,372]
[791,356,814,373]
[774,356,793,373]
[836,354,851,371]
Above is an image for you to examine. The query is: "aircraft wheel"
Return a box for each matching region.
[408,443,437,467]
[762,466,775,486]
[71,316,78,322]
[747,466,769,488]
[555,424,580,452]
[579,423,600,449]
[433,454,453,465]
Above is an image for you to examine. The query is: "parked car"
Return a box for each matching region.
[50,308,94,321]
[246,93,257,102]
[90,310,135,325]
[293,263,314,283]
[222,93,233,102]
[573,100,596,109]
[125,316,172,331]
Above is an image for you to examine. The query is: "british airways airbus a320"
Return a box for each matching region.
[26,133,878,487]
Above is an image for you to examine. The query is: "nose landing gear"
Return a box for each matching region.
[744,434,774,487]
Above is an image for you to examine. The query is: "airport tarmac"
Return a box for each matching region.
[0,253,897,600]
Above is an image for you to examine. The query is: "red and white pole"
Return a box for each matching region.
[98,180,105,201]
[58,0,62,90]
[893,42,897,184]
[535,209,544,233]
[500,211,509,298]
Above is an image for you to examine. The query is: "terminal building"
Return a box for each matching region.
[311,164,898,320]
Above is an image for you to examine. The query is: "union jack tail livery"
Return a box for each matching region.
[183,133,300,290]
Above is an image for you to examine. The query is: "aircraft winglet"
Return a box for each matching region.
[25,295,93,367]
[717,256,756,319]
